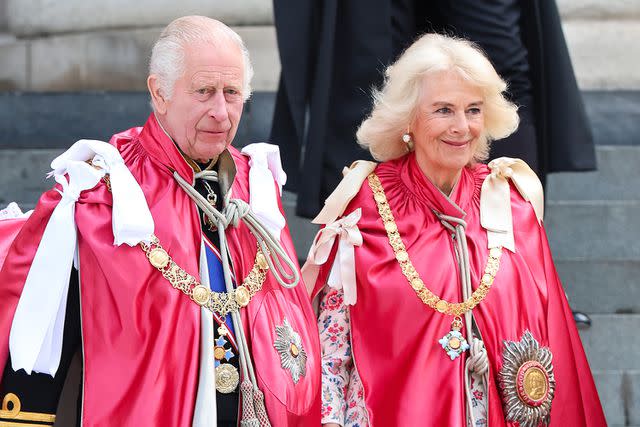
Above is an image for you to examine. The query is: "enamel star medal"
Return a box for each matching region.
[214,325,239,393]
[438,316,470,360]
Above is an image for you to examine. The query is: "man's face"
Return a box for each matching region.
[153,40,245,163]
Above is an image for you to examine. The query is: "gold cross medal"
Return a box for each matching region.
[214,327,239,393]
[438,316,469,360]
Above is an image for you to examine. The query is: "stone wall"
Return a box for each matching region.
[0,0,638,92]
[0,0,7,33]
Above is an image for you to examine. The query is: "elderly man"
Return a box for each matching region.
[0,16,320,426]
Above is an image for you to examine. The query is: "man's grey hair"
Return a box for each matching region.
[149,15,254,102]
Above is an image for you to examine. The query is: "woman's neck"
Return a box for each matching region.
[414,155,462,196]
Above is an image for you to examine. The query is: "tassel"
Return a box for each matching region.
[240,380,260,427]
[253,386,272,427]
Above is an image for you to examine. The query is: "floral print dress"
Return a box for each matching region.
[319,288,487,426]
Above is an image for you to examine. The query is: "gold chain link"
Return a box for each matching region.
[140,235,269,316]
[367,173,502,316]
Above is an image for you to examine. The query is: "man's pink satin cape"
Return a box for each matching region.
[311,154,606,426]
[0,115,321,426]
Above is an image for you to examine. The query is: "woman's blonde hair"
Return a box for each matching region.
[356,33,519,162]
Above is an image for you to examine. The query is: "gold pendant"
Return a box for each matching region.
[215,363,240,393]
[438,316,470,360]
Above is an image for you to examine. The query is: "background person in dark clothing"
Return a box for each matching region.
[271,0,595,218]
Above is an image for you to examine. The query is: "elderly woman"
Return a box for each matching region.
[303,34,605,427]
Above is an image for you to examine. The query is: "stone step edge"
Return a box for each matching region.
[546,200,640,206]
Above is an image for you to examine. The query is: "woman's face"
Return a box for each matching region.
[411,71,485,187]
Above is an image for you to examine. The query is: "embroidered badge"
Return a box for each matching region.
[499,331,555,427]
[273,318,307,384]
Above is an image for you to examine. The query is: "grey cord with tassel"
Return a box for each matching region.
[174,169,301,427]
[436,212,490,427]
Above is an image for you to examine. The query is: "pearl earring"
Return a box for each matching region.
[402,133,414,151]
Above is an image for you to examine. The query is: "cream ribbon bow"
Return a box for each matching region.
[301,209,363,304]
[480,157,544,252]
[9,139,154,376]
[313,161,377,225]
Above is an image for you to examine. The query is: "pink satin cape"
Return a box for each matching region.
[0,115,320,426]
[311,154,605,426]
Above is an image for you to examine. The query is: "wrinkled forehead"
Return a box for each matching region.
[183,40,244,84]
[419,69,484,102]
[190,68,243,88]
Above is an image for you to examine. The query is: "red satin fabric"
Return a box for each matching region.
[0,115,320,426]
[312,153,605,426]
[0,218,28,270]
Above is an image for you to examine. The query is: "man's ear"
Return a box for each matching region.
[147,75,168,115]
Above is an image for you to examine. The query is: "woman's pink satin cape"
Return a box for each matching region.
[312,154,605,426]
[0,115,320,426]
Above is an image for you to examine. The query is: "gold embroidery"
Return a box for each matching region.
[140,236,269,316]
[0,393,55,425]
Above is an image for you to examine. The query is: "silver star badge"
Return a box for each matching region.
[273,318,307,384]
[498,331,556,427]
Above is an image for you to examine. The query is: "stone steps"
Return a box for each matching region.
[547,145,640,201]
[0,18,639,92]
[581,314,640,425]
[545,200,640,259]
[592,369,640,427]
[558,259,640,314]
[0,26,280,92]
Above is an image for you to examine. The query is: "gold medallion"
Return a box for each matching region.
[499,331,555,427]
[215,363,239,393]
[290,343,300,357]
[517,361,549,405]
[435,300,448,313]
[235,286,251,307]
[192,285,211,306]
[448,337,461,350]
[214,346,226,361]
[396,250,409,262]
[374,193,387,204]
[148,248,169,269]
[256,251,269,270]
[523,367,547,401]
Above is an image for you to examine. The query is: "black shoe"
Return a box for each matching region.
[573,311,592,329]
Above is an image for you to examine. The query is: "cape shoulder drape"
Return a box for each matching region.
[0,115,321,426]
[309,154,605,426]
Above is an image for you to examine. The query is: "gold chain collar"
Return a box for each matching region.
[92,165,269,317]
[140,235,269,316]
[367,173,501,316]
